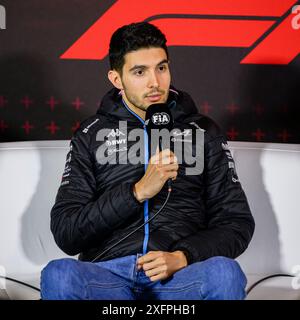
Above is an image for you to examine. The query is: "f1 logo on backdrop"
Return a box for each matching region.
[60,0,300,65]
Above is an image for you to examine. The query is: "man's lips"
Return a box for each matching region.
[146,94,162,102]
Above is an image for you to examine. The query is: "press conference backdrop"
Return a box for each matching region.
[0,1,299,143]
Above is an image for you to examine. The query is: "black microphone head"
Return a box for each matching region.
[145,103,173,134]
[145,103,174,155]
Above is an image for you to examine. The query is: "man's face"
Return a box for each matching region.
[119,47,171,112]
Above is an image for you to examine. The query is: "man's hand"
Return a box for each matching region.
[137,251,188,282]
[133,149,178,203]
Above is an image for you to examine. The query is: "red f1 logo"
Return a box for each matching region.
[61,0,299,65]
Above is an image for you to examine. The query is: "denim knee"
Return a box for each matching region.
[200,256,247,300]
[40,258,78,300]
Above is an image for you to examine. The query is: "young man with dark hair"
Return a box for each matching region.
[41,22,255,300]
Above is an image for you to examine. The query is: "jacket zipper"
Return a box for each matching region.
[122,100,149,255]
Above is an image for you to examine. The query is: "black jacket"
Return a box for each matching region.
[50,87,255,264]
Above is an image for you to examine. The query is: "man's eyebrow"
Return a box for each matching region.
[157,59,169,66]
[129,65,146,72]
[129,59,169,72]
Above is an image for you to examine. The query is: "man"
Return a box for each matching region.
[41,22,255,300]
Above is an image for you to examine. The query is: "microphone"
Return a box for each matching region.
[145,103,174,191]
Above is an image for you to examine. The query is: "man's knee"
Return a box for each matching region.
[198,256,247,300]
[40,258,78,299]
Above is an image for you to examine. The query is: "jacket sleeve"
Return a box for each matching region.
[50,131,143,256]
[170,129,255,264]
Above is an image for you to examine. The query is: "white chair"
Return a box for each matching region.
[0,140,300,299]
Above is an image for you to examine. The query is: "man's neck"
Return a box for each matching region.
[122,95,146,121]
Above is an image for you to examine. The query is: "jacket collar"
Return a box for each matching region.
[96,86,198,124]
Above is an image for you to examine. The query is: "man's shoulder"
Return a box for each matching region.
[171,87,224,138]
[70,115,104,153]
[187,113,223,137]
[73,115,102,138]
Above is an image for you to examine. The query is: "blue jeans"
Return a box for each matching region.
[40,254,247,300]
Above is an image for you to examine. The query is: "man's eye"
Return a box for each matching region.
[158,65,167,72]
[134,69,144,76]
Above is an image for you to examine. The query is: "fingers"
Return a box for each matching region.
[141,258,163,272]
[137,251,160,264]
[145,266,168,280]
[170,171,178,181]
[137,264,167,281]
[137,252,169,281]
[159,163,179,182]
[148,273,167,282]
[141,150,179,199]
[162,162,179,172]
[150,149,177,164]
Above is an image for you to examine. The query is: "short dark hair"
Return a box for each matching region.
[109,22,169,73]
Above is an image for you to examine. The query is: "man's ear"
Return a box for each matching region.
[108,70,123,90]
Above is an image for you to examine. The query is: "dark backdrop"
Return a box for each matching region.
[0,0,299,143]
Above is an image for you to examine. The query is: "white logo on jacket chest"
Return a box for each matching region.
[106,128,127,147]
[106,138,127,146]
[107,129,125,138]
[173,129,192,137]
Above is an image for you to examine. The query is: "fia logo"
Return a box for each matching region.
[152,112,170,125]
[0,5,6,30]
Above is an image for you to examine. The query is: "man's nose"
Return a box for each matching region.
[148,70,159,88]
